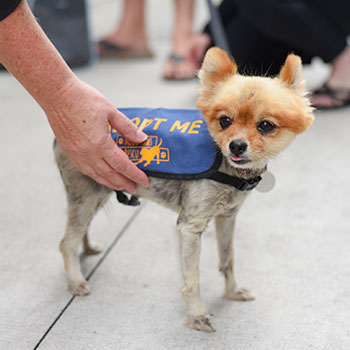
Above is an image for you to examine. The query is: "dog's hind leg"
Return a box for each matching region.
[215,210,254,301]
[177,214,216,332]
[60,181,111,296]
[54,143,111,295]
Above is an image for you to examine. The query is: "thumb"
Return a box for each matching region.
[109,109,148,144]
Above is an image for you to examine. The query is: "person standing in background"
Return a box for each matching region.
[189,0,350,109]
[99,0,198,80]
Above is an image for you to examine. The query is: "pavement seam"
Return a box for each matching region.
[32,205,144,350]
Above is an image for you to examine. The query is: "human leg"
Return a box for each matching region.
[187,0,237,74]
[99,0,153,58]
[189,0,297,76]
[163,0,197,80]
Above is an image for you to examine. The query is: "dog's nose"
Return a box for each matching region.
[229,140,248,156]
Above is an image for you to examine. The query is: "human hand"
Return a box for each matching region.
[44,77,149,193]
[0,1,148,192]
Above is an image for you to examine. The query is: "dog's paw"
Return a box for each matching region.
[68,280,91,296]
[83,242,104,255]
[186,314,216,333]
[225,287,254,301]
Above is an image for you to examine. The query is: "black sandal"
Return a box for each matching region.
[311,83,350,110]
[163,53,197,81]
[98,40,154,59]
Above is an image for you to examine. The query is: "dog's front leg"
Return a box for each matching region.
[177,216,216,332]
[215,211,254,301]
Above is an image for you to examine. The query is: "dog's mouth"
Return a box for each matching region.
[230,156,251,165]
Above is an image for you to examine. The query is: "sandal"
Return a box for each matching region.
[311,83,350,110]
[163,53,198,80]
[98,40,154,59]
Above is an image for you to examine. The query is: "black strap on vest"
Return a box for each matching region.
[115,172,262,206]
[208,172,262,191]
[115,191,140,206]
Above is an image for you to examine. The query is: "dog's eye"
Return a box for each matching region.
[257,120,276,134]
[219,116,233,129]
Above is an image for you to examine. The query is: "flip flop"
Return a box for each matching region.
[98,40,154,59]
[163,53,198,81]
[311,83,350,110]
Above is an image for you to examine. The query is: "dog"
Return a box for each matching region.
[54,47,314,332]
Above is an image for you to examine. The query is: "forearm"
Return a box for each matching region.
[0,0,149,192]
[0,0,77,111]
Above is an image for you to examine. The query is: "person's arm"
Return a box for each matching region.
[0,0,149,192]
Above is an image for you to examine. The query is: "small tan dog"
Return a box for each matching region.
[54,48,314,332]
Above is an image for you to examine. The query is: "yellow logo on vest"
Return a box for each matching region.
[109,116,204,167]
[116,135,169,167]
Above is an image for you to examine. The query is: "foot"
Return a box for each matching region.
[311,46,350,109]
[310,83,350,109]
[188,33,212,68]
[163,53,198,80]
[98,39,153,59]
[225,287,255,301]
[186,314,216,332]
[163,30,208,80]
[162,32,212,80]
[68,280,91,296]
[99,27,152,59]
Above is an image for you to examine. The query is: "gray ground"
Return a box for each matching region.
[1,1,349,349]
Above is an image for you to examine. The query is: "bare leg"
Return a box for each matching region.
[163,0,197,79]
[172,0,195,56]
[101,0,150,53]
[177,216,215,332]
[215,211,254,301]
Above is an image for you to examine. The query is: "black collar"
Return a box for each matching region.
[208,171,262,191]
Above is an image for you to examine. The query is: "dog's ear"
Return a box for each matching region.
[198,47,237,86]
[280,54,315,131]
[279,54,306,95]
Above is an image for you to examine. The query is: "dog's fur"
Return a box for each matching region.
[54,48,314,332]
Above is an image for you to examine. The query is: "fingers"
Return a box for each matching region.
[109,109,147,144]
[105,109,150,190]
[95,160,139,193]
[103,140,149,188]
[47,79,150,193]
[71,156,139,193]
[63,127,149,192]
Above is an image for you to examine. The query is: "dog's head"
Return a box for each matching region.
[197,47,314,169]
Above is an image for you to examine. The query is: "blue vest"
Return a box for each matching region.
[111,107,262,207]
[110,108,222,180]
